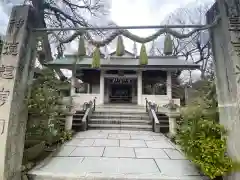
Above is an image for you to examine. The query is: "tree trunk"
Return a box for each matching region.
[32,0,64,78]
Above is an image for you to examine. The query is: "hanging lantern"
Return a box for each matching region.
[139,44,148,65]
[78,36,86,56]
[164,34,173,55]
[116,35,125,56]
[92,47,101,68]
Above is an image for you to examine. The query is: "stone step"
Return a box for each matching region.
[94,111,148,116]
[159,119,169,123]
[158,117,169,121]
[159,124,170,128]
[91,114,150,120]
[95,109,146,113]
[97,105,145,109]
[89,118,151,125]
[88,124,152,131]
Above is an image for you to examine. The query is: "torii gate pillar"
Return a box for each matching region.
[207,0,240,179]
[0,5,37,180]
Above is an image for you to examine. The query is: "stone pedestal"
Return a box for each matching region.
[64,97,75,131]
[168,112,179,137]
[154,123,161,133]
[0,5,37,180]
[65,114,74,131]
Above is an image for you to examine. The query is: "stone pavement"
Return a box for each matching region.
[28,130,206,180]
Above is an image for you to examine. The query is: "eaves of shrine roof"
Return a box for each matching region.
[45,55,200,70]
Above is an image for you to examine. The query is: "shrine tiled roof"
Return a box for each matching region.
[45,55,200,70]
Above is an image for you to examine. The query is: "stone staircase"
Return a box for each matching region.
[88,104,152,131]
[72,110,85,131]
[157,113,170,133]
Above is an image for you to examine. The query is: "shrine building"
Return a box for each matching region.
[45,48,199,108]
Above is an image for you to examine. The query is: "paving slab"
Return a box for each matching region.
[29,130,205,180]
[93,139,119,147]
[103,147,135,158]
[76,132,109,139]
[163,149,186,159]
[65,139,95,147]
[108,133,131,139]
[70,147,105,157]
[152,135,167,141]
[135,148,169,159]
[155,159,200,177]
[54,146,77,157]
[120,139,147,148]
[130,134,155,141]
[72,157,160,175]
[100,129,121,133]
[30,157,84,174]
[146,140,175,149]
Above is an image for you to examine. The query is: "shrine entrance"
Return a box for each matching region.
[107,77,137,104]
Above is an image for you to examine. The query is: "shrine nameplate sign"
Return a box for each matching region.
[110,78,132,84]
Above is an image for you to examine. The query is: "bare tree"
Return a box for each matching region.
[0,0,110,77]
[161,2,213,79]
[22,0,111,60]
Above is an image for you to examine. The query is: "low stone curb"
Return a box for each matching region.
[27,171,205,180]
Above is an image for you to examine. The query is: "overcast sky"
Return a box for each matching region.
[0,0,214,80]
[0,0,214,35]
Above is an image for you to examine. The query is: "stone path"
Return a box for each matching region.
[28,130,206,180]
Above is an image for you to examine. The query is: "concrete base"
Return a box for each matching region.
[154,124,161,133]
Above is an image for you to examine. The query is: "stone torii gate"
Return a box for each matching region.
[0,1,240,179]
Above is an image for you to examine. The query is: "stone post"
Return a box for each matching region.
[65,97,74,131]
[70,69,76,96]
[100,70,105,104]
[167,71,172,99]
[65,69,76,131]
[137,71,142,105]
[0,5,37,180]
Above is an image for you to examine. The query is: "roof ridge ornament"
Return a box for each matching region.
[116,35,125,56]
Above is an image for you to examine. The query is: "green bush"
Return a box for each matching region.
[177,118,233,179]
[177,95,236,179]
[176,82,238,179]
[26,68,67,144]
[60,130,73,143]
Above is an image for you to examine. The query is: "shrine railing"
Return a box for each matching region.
[145,98,160,133]
[81,97,97,131]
